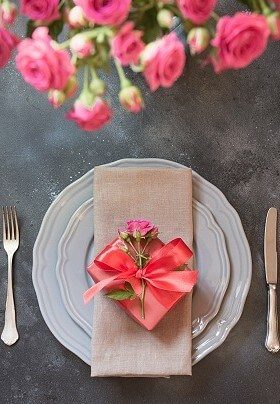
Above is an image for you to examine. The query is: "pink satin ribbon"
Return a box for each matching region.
[84,238,198,308]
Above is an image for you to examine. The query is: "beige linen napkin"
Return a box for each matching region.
[91,166,193,377]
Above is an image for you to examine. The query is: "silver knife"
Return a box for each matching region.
[264,207,279,352]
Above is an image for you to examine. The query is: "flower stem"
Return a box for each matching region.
[127,239,138,255]
[83,66,90,91]
[114,58,131,89]
[90,67,98,81]
[258,0,271,15]
[141,238,151,255]
[211,11,220,22]
[56,39,71,49]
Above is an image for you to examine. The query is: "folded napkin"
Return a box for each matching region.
[91,166,193,377]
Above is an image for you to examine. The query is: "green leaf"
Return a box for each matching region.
[106,288,135,300]
[48,19,64,40]
[130,6,161,43]
[26,20,36,38]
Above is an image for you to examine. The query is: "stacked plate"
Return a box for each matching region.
[33,158,252,365]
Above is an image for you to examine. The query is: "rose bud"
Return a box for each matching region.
[1,2,17,25]
[266,12,280,40]
[70,34,94,58]
[157,9,173,29]
[119,231,130,241]
[187,27,210,55]
[68,5,87,28]
[48,89,66,108]
[133,229,142,241]
[90,77,106,96]
[119,85,144,113]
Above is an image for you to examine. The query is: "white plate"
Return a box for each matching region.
[55,198,230,339]
[33,158,252,365]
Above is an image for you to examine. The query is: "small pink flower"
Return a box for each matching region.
[68,5,87,28]
[119,85,144,113]
[142,33,186,92]
[20,0,59,21]
[211,12,270,73]
[74,0,131,26]
[123,220,157,238]
[66,97,112,131]
[187,27,210,55]
[111,22,144,66]
[1,2,17,25]
[177,0,216,24]
[48,89,65,108]
[70,34,94,58]
[0,28,18,68]
[157,8,174,28]
[16,27,75,92]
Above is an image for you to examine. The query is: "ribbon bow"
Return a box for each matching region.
[84,238,198,307]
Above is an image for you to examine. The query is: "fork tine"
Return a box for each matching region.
[2,207,6,240]
[9,206,15,240]
[13,206,19,240]
[5,206,10,240]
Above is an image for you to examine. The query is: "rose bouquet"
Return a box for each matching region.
[1,0,279,131]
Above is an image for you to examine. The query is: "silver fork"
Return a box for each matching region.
[1,206,19,346]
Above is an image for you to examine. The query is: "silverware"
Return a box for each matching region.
[1,206,19,346]
[264,207,279,353]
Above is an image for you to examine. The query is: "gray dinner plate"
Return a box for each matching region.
[33,158,252,365]
[55,198,230,339]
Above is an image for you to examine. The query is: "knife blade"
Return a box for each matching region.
[264,207,278,285]
[264,207,279,353]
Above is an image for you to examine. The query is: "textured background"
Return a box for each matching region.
[1,2,280,403]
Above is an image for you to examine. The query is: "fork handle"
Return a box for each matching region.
[265,284,280,353]
[1,254,19,346]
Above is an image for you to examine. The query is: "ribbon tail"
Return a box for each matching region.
[83,274,119,303]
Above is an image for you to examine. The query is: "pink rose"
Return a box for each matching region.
[211,12,270,73]
[0,28,18,68]
[16,27,75,92]
[177,0,216,24]
[121,220,158,238]
[111,22,144,66]
[142,33,186,92]
[70,34,94,58]
[20,0,59,21]
[66,98,112,131]
[119,85,143,113]
[74,0,131,26]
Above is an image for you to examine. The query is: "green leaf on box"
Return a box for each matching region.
[106,286,136,301]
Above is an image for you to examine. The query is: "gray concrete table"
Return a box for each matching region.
[1,6,280,403]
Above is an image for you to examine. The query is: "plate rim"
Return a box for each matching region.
[55,197,230,339]
[33,158,252,366]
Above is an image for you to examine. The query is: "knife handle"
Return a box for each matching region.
[265,284,280,353]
